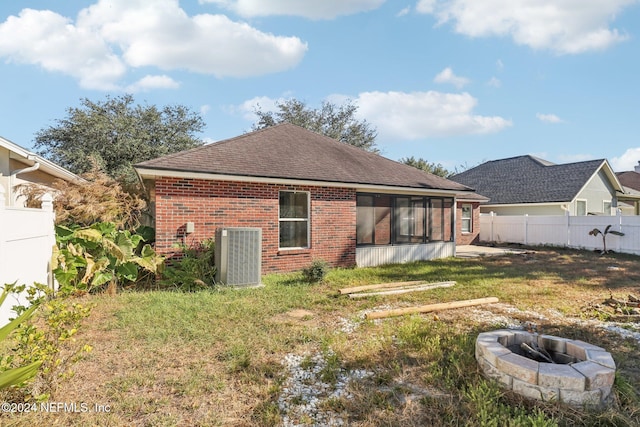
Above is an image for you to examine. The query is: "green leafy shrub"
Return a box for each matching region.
[53,222,164,293]
[0,283,92,401]
[161,239,217,291]
[302,259,329,283]
[0,284,42,390]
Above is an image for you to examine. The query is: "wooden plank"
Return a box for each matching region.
[348,282,456,299]
[339,280,454,295]
[365,297,499,320]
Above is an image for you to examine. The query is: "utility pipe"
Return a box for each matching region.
[9,155,40,206]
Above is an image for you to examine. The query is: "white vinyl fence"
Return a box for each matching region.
[480,212,640,256]
[0,184,56,325]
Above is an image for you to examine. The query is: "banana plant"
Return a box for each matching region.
[588,225,625,254]
[52,222,164,293]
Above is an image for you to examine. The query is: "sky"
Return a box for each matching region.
[1,0,640,173]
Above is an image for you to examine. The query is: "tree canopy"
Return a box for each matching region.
[34,94,206,185]
[252,98,379,153]
[400,156,453,178]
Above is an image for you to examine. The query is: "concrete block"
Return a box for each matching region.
[478,357,513,388]
[538,363,585,391]
[496,353,539,384]
[586,350,616,369]
[559,388,602,406]
[513,379,559,402]
[537,335,569,353]
[566,340,604,361]
[572,361,615,390]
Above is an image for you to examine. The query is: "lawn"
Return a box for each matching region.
[2,247,639,426]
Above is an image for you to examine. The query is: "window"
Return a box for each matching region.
[603,200,612,215]
[461,204,472,233]
[279,191,309,248]
[576,200,587,216]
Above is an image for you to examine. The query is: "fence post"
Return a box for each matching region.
[616,209,622,253]
[565,210,570,247]
[0,184,5,287]
[490,211,495,242]
[523,214,528,245]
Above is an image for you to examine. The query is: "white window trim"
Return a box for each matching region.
[461,203,472,233]
[278,190,310,250]
[603,200,612,215]
[575,199,587,216]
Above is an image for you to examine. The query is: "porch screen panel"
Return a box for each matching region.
[356,195,374,245]
[356,195,391,245]
[430,198,443,241]
[374,196,392,245]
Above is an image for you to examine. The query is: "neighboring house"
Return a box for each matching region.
[134,123,483,273]
[0,135,79,207]
[616,162,640,215]
[450,155,639,216]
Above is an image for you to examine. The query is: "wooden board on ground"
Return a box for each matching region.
[365,297,499,320]
[348,282,456,299]
[339,280,455,295]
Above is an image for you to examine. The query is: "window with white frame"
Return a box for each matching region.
[279,191,309,248]
[461,203,472,233]
[603,200,612,215]
[576,200,587,216]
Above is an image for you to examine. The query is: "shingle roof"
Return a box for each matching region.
[617,171,640,192]
[135,123,471,192]
[450,155,609,205]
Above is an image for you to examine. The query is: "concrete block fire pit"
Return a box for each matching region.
[476,330,615,407]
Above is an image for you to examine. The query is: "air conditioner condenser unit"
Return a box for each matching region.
[214,227,262,287]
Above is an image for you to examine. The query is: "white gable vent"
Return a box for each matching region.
[215,227,262,287]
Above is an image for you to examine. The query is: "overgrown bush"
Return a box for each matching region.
[19,162,146,230]
[161,239,217,291]
[302,259,329,283]
[53,222,163,293]
[0,283,92,401]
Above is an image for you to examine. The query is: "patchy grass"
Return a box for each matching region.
[1,247,639,426]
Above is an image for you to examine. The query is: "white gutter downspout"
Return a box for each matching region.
[9,155,40,206]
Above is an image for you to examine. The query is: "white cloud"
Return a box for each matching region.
[611,148,640,171]
[536,113,564,123]
[200,105,212,116]
[496,59,504,71]
[433,67,470,89]
[397,6,411,17]
[0,0,307,89]
[487,77,501,88]
[232,95,284,121]
[236,91,511,141]
[126,75,180,92]
[202,0,385,19]
[352,90,512,140]
[0,8,126,90]
[417,0,635,54]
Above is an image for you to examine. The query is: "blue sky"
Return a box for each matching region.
[1,0,640,172]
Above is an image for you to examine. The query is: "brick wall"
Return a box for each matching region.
[456,201,480,245]
[154,177,356,273]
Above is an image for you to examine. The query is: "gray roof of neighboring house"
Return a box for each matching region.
[617,171,640,192]
[136,123,473,193]
[450,155,613,205]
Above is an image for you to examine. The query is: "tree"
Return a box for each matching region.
[34,95,206,186]
[400,156,453,178]
[252,98,379,153]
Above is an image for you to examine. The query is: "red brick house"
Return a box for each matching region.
[134,123,483,273]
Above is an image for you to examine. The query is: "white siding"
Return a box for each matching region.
[356,242,455,267]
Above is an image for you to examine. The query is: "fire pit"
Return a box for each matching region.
[475,330,615,407]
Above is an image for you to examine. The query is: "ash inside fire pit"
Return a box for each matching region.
[476,330,616,407]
